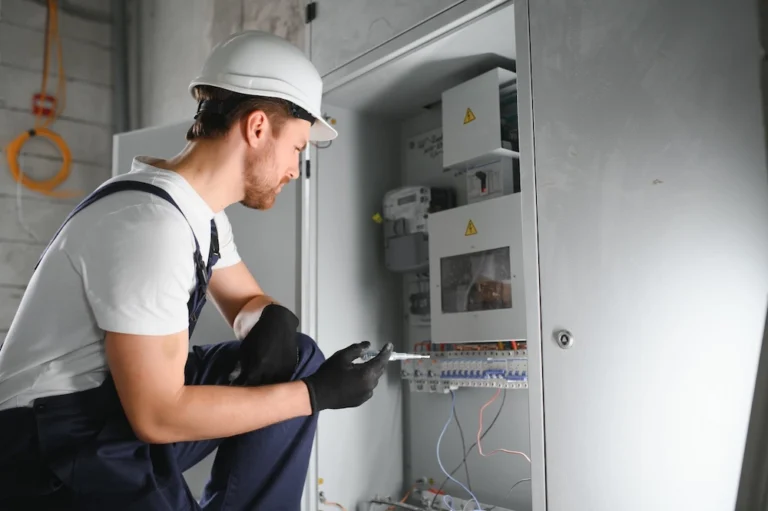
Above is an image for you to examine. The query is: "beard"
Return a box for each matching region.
[241,142,283,210]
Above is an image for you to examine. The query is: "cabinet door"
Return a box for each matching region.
[309,0,497,81]
[305,104,404,509]
[530,1,768,510]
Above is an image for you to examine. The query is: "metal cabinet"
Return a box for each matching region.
[305,0,768,510]
[529,1,768,510]
[308,0,500,88]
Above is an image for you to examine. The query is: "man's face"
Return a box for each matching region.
[241,116,309,210]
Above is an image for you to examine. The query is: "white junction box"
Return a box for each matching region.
[442,66,519,170]
[428,193,526,343]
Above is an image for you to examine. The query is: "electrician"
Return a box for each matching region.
[0,30,392,510]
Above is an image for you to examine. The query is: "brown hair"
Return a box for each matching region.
[186,85,294,141]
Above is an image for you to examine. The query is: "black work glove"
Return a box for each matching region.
[234,304,300,386]
[302,341,393,413]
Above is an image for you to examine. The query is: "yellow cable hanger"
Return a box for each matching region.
[5,0,80,199]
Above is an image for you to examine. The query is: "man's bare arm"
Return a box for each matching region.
[105,329,311,444]
[207,261,279,339]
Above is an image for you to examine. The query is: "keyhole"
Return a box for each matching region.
[556,330,574,349]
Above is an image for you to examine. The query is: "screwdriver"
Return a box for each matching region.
[354,346,431,363]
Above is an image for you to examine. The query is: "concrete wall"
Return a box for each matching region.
[0,0,113,345]
[135,0,304,128]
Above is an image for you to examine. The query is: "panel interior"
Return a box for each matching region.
[323,2,516,120]
[315,3,531,509]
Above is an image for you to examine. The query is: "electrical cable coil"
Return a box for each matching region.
[5,0,79,199]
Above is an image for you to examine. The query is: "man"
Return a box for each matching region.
[0,31,391,510]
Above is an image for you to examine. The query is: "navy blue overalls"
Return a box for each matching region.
[0,181,324,511]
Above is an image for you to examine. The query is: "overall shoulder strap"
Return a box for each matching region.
[35,180,202,270]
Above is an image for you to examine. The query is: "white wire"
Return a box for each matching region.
[436,391,482,511]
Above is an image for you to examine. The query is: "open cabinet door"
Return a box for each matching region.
[530,1,768,510]
[302,103,404,510]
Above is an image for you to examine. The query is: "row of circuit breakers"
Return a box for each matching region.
[401,343,528,393]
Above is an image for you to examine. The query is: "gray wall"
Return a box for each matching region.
[0,0,113,345]
[132,0,305,129]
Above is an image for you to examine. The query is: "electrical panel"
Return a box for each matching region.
[400,343,528,393]
[428,193,527,344]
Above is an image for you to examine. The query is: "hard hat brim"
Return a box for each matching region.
[311,115,338,142]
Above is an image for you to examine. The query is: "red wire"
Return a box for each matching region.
[476,388,531,462]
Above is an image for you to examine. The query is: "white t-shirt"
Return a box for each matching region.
[0,157,241,410]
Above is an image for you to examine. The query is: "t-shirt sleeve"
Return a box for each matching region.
[213,209,241,269]
[75,204,195,336]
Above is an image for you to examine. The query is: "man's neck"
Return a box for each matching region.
[150,141,242,213]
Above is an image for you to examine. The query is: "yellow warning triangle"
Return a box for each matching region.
[463,107,476,125]
[465,219,478,236]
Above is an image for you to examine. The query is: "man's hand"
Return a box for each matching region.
[302,341,393,413]
[234,304,300,386]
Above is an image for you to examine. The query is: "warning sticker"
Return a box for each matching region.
[464,219,478,236]
[463,107,476,125]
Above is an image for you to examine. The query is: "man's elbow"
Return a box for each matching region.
[125,405,178,444]
[131,421,172,444]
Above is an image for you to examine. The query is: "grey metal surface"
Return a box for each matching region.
[735,7,768,508]
[513,2,547,508]
[320,1,514,121]
[310,0,481,77]
[318,0,509,98]
[735,308,768,510]
[312,104,405,509]
[529,1,768,510]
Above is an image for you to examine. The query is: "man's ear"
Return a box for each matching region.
[244,110,269,148]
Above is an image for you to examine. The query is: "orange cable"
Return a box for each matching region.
[5,0,79,199]
[322,501,347,511]
[476,388,531,463]
[387,483,417,510]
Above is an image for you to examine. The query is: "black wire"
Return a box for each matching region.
[430,390,507,510]
[450,390,472,493]
[312,140,333,149]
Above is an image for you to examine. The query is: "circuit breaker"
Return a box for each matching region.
[428,193,526,344]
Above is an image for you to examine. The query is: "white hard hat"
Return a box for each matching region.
[189,31,337,142]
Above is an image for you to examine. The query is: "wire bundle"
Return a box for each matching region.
[5,0,78,199]
[433,389,531,511]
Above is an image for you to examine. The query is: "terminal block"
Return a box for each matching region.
[401,348,528,393]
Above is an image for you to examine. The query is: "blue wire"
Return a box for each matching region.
[436,390,483,511]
